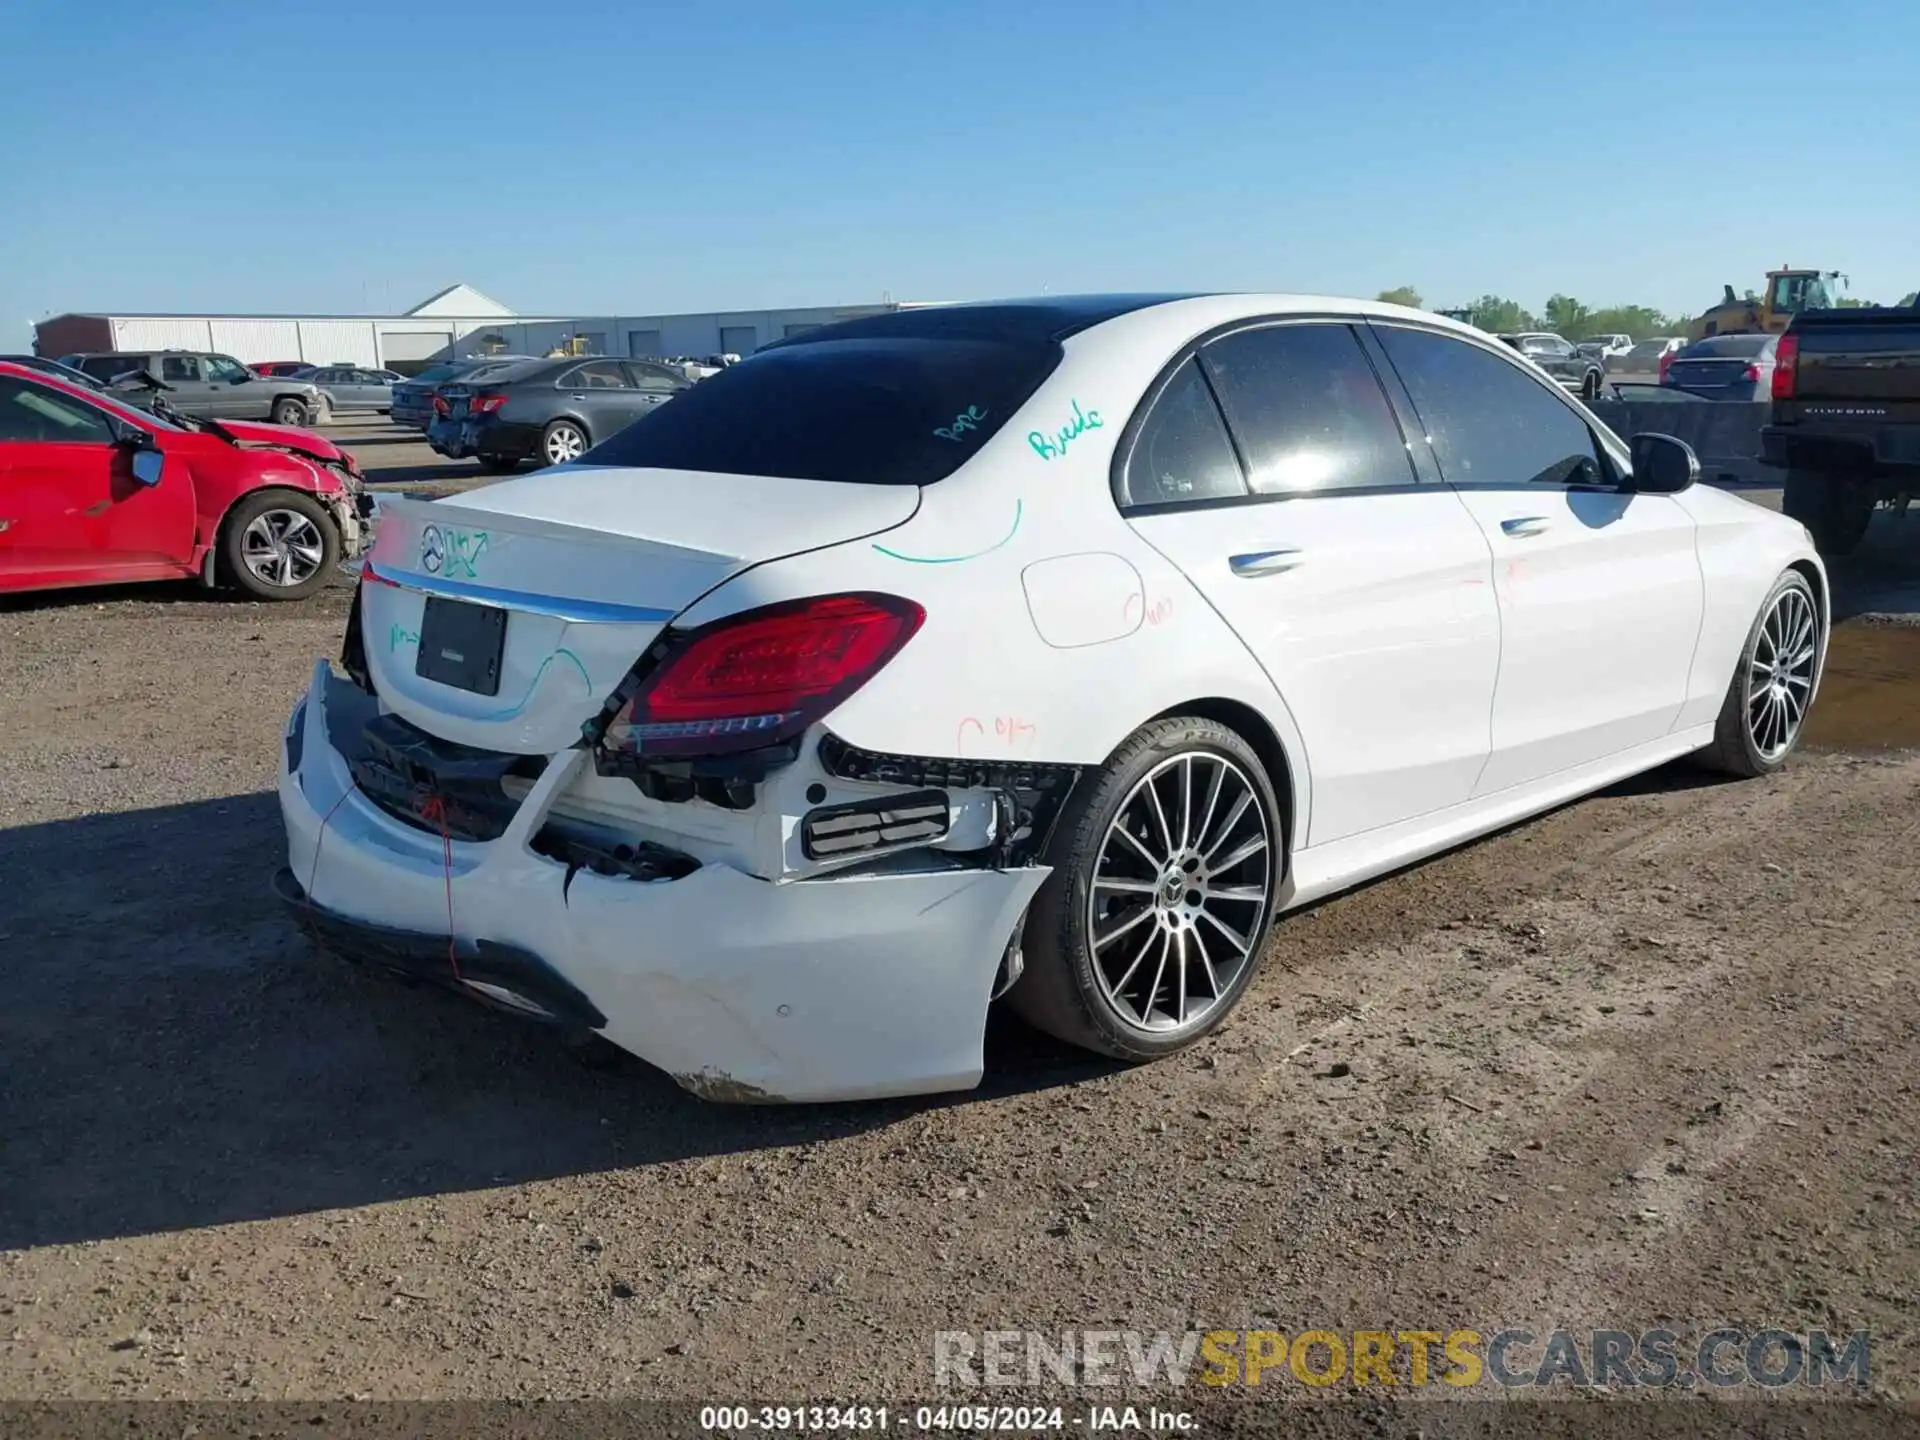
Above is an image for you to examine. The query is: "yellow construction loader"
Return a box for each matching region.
[1689,267,1846,341]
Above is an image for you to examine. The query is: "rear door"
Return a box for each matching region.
[1119,320,1502,848]
[0,375,196,581]
[1372,322,1704,794]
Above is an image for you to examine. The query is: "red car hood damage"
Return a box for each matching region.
[214,420,357,471]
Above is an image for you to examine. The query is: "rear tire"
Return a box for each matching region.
[271,398,309,428]
[1783,469,1874,555]
[1007,717,1284,1061]
[1694,570,1821,777]
[1581,370,1601,403]
[541,419,588,467]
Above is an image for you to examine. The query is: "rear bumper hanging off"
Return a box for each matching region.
[276,660,1050,1103]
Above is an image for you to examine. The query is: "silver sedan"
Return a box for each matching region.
[294,366,403,415]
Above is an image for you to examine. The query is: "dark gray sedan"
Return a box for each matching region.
[1660,334,1779,402]
[426,356,689,471]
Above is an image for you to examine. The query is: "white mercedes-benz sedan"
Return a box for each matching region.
[276,294,1828,1102]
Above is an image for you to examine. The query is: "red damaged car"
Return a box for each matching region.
[0,360,373,601]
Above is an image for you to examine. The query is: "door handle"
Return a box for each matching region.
[1500,516,1552,538]
[1228,548,1305,577]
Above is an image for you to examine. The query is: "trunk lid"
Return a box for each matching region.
[358,464,920,753]
[1665,358,1756,388]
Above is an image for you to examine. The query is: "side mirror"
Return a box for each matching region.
[1628,432,1698,494]
[130,447,165,488]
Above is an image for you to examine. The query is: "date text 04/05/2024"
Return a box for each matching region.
[697,1405,1197,1432]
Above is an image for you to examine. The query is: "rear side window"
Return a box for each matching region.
[1120,359,1247,507]
[1374,326,1605,487]
[81,355,143,381]
[585,336,1063,485]
[161,356,200,382]
[1200,324,1414,494]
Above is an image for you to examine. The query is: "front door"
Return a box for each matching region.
[159,354,221,418]
[1120,321,1501,849]
[559,360,654,444]
[0,376,197,583]
[1370,322,1705,795]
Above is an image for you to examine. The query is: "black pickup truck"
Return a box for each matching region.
[1762,305,1920,553]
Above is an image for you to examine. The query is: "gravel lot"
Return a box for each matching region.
[4,424,1919,1427]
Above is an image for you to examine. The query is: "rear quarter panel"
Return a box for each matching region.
[1671,484,1827,729]
[666,308,1313,812]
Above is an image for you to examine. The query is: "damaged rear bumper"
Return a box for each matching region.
[276,661,1049,1102]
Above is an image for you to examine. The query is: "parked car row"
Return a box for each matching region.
[57,350,330,427]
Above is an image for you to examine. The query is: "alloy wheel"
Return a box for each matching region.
[1086,752,1272,1034]
[1746,584,1818,760]
[545,424,586,465]
[240,509,326,589]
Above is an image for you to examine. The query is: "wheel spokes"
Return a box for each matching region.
[1087,751,1274,1034]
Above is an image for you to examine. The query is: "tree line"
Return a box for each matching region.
[1373,286,1919,342]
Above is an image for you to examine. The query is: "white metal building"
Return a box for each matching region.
[32,284,929,373]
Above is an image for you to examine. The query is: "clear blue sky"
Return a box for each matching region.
[4,0,1915,349]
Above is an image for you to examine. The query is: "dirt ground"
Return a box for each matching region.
[4,432,1919,1430]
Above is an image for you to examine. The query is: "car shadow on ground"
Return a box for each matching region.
[0,793,1116,1250]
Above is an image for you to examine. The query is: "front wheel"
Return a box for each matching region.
[1783,469,1874,555]
[222,491,339,601]
[1695,570,1821,777]
[541,419,588,467]
[1007,717,1283,1060]
[271,398,310,428]
[1581,371,1601,403]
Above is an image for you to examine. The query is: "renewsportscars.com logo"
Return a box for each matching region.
[933,1327,1870,1391]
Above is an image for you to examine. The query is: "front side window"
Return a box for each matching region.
[1120,359,1247,507]
[0,376,117,444]
[1200,324,1414,495]
[586,335,1062,485]
[1374,325,1606,487]
[204,355,247,383]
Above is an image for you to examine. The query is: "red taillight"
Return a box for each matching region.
[603,593,924,758]
[432,394,450,416]
[1772,334,1799,400]
[1742,364,1762,383]
[469,393,507,415]
[1658,350,1674,381]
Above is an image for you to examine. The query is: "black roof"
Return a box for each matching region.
[761,294,1201,351]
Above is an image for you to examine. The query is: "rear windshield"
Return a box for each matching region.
[584,336,1064,484]
[463,359,553,385]
[1679,336,1772,358]
[407,362,482,385]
